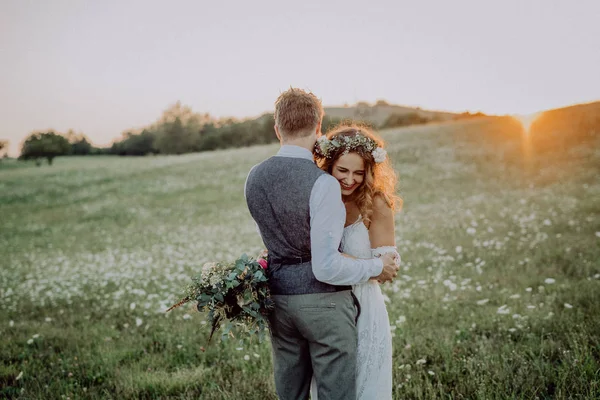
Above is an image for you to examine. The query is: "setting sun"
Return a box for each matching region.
[514,112,541,134]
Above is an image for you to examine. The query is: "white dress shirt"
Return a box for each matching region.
[246,145,383,285]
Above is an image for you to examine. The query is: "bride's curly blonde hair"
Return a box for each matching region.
[316,124,402,225]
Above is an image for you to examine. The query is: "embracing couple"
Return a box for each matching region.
[245,88,402,400]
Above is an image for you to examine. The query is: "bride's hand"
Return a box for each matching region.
[374,252,399,283]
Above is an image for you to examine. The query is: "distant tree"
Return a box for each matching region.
[20,131,70,165]
[111,129,157,156]
[71,137,93,155]
[64,131,94,156]
[156,117,191,154]
[453,111,486,121]
[375,99,390,107]
[0,140,7,157]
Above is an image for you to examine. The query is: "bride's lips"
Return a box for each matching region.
[339,181,358,191]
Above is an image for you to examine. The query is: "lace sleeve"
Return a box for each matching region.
[371,246,401,267]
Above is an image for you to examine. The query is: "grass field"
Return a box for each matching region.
[1,116,599,399]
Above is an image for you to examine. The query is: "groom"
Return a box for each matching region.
[245,88,398,400]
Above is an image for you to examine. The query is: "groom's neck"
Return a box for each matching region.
[281,137,316,152]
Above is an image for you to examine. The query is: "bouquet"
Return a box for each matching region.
[168,251,273,342]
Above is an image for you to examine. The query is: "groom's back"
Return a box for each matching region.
[245,156,325,262]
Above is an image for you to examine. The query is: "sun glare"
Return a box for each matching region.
[514,113,541,134]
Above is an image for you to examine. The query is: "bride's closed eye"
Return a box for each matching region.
[337,167,364,175]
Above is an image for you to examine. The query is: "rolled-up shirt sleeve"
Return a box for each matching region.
[309,174,383,285]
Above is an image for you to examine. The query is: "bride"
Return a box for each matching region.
[312,125,402,400]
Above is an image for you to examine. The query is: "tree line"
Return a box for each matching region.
[15,102,342,165]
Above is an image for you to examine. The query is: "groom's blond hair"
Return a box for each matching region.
[274,88,323,139]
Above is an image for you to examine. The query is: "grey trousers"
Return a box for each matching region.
[268,290,358,400]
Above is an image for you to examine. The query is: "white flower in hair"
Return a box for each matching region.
[316,136,330,156]
[372,147,387,163]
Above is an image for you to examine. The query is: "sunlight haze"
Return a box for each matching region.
[1,0,599,156]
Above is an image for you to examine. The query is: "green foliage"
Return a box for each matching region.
[19,131,71,165]
[111,129,157,156]
[380,112,431,129]
[171,255,273,344]
[0,140,7,156]
[107,103,344,157]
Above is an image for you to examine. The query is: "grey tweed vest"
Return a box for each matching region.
[245,156,346,295]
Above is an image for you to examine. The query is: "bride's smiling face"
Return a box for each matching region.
[331,152,365,196]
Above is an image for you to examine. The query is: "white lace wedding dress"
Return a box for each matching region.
[311,217,396,400]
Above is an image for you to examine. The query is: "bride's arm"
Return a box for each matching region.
[369,194,401,267]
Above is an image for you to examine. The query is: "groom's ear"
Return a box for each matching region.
[315,121,322,137]
[274,124,282,142]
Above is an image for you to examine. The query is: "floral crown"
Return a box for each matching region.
[314,132,387,163]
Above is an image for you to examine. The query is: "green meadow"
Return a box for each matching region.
[1,116,599,399]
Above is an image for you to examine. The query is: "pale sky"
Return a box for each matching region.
[1,0,599,156]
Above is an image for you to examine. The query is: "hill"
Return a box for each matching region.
[1,111,599,398]
[324,101,458,127]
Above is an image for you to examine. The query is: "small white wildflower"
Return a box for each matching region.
[526,287,532,292]
[244,355,250,361]
[455,246,462,253]
[564,303,573,309]
[177,345,183,349]
[544,278,555,284]
[466,227,476,235]
[9,320,14,327]
[236,347,243,351]
[182,314,191,320]
[253,353,260,358]
[443,280,457,291]
[508,328,517,333]
[27,339,34,345]
[595,232,600,238]
[130,302,136,310]
[416,358,426,365]
[396,316,406,324]
[16,371,23,381]
[497,305,510,315]
[32,334,40,339]
[509,294,521,299]
[476,298,489,305]
[428,370,435,376]
[135,318,143,327]
[543,219,552,226]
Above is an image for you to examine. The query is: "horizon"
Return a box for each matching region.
[2,0,600,156]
